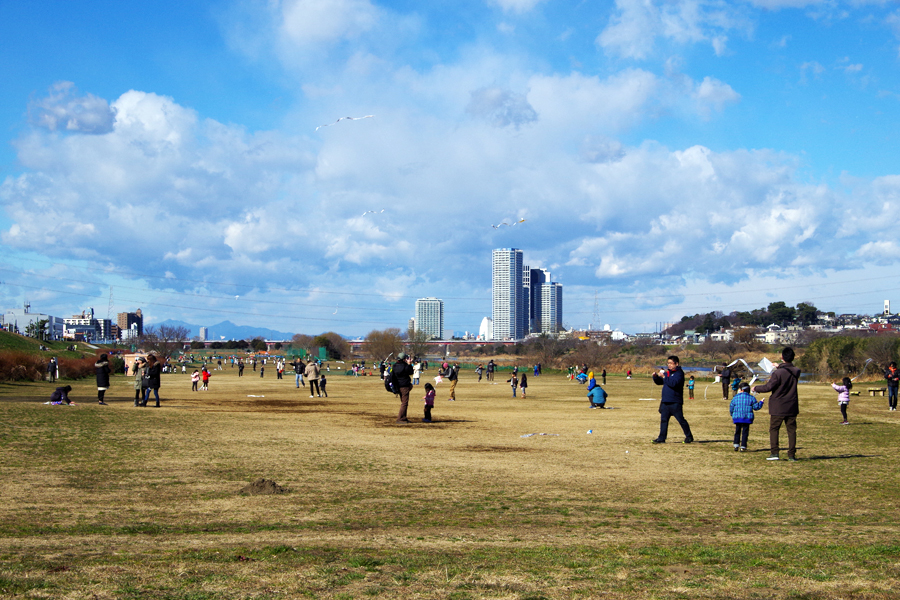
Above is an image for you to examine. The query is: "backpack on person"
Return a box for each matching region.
[384,365,395,393]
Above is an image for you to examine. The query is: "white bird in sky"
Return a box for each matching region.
[316,115,375,131]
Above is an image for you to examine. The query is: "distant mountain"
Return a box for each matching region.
[155,319,294,341]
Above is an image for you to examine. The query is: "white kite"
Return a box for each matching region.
[316,115,374,131]
[492,219,526,229]
[362,209,385,216]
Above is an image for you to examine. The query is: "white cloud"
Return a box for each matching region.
[466,87,538,128]
[28,82,115,134]
[280,0,380,45]
[488,0,545,13]
[693,76,741,117]
[597,0,752,60]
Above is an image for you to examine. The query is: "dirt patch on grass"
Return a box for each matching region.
[240,478,287,495]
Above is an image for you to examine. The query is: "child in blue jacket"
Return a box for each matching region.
[729,383,764,452]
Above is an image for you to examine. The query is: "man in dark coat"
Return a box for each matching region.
[753,347,801,461]
[392,353,414,423]
[651,355,693,444]
[719,363,731,400]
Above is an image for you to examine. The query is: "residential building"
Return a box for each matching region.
[492,248,525,340]
[199,326,208,341]
[529,267,549,333]
[415,297,444,340]
[116,309,143,337]
[540,282,563,334]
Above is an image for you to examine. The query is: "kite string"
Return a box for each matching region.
[851,358,874,382]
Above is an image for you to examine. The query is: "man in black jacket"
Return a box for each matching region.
[392,353,414,423]
[651,355,693,444]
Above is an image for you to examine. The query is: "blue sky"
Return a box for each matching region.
[3,0,900,337]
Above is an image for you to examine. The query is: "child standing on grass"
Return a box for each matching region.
[320,374,328,398]
[191,370,200,392]
[832,377,852,425]
[688,375,695,400]
[520,373,528,398]
[509,374,518,398]
[729,383,764,452]
[422,382,435,422]
[201,367,210,390]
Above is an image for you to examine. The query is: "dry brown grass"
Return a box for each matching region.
[1,366,899,599]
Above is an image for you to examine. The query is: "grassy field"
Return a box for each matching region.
[1,365,898,599]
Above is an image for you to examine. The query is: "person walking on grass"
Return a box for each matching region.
[753,347,801,462]
[191,369,200,392]
[885,361,899,411]
[448,363,459,401]
[320,374,328,398]
[133,357,146,407]
[305,360,321,397]
[688,375,695,400]
[143,354,162,407]
[520,372,528,398]
[832,377,852,425]
[509,373,518,398]
[729,383,764,452]
[651,355,693,444]
[422,382,435,423]
[95,353,111,405]
[392,353,414,423]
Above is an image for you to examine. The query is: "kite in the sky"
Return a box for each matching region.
[492,219,526,229]
[316,115,374,131]
[362,209,385,216]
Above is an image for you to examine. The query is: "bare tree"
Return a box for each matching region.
[733,327,761,351]
[866,334,900,370]
[140,325,190,360]
[405,328,434,360]
[365,328,405,362]
[698,338,723,360]
[568,339,620,371]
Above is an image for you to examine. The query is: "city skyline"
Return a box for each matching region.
[492,248,563,340]
[4,2,900,336]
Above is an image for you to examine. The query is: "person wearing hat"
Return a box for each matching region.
[392,352,414,423]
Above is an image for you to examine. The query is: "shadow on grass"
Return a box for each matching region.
[804,454,881,461]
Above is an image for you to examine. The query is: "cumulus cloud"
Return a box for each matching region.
[28,82,116,134]
[693,76,741,117]
[280,0,380,45]
[581,135,626,164]
[597,0,752,60]
[466,86,538,128]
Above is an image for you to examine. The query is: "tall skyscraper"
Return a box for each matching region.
[492,248,525,340]
[529,268,549,334]
[415,297,444,340]
[199,326,208,341]
[540,282,563,334]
